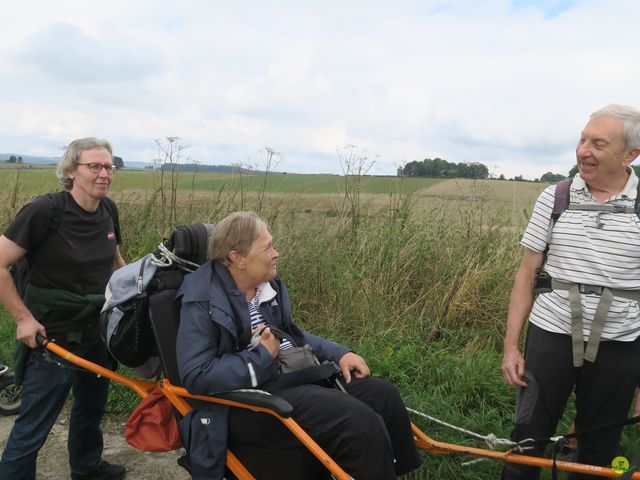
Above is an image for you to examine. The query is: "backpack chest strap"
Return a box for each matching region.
[551,279,640,367]
[567,203,636,214]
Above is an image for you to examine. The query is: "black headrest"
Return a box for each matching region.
[167,223,214,265]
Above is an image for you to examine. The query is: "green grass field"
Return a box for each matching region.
[0,165,635,479]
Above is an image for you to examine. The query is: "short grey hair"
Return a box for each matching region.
[56,137,113,190]
[208,211,267,263]
[591,104,640,151]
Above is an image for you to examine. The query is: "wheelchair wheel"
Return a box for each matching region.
[0,374,21,416]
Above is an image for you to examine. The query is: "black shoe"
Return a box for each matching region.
[71,461,126,480]
[177,453,191,473]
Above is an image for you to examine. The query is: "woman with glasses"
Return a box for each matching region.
[0,138,126,480]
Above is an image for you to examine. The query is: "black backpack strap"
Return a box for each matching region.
[43,191,67,233]
[100,195,117,220]
[541,178,572,255]
[635,179,640,219]
[260,362,342,393]
[551,178,572,225]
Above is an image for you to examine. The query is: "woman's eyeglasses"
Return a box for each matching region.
[77,162,116,174]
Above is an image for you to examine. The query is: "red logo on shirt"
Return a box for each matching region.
[107,232,115,240]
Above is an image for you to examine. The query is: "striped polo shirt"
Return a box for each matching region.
[522,169,640,342]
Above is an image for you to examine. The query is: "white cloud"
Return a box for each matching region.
[13,22,166,84]
[0,0,639,179]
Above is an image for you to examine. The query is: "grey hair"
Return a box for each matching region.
[56,137,113,190]
[591,104,640,151]
[207,211,267,263]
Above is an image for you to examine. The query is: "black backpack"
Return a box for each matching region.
[100,223,214,376]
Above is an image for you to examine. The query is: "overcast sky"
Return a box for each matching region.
[1,0,639,179]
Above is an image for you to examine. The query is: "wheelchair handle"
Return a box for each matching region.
[35,333,48,347]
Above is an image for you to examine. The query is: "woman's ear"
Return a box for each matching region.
[228,250,245,269]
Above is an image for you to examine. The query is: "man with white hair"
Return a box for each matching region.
[501,105,640,479]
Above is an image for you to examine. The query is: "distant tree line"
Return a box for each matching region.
[397,158,576,183]
[539,172,566,182]
[4,155,23,163]
[398,158,489,179]
[497,172,566,183]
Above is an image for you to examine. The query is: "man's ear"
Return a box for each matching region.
[625,148,640,165]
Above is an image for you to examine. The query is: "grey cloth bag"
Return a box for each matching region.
[102,253,158,313]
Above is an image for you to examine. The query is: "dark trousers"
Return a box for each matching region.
[228,376,421,479]
[502,324,640,480]
[0,343,111,480]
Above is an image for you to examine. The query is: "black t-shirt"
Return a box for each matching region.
[4,191,122,296]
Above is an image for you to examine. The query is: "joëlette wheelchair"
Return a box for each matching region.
[34,223,640,479]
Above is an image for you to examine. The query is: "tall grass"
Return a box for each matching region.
[1,168,638,479]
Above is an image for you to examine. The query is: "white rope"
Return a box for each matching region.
[407,407,517,450]
[154,242,200,272]
[461,457,489,467]
[150,250,173,268]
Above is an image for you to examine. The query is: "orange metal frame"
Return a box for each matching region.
[41,338,640,479]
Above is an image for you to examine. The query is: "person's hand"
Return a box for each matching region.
[338,352,371,384]
[501,347,528,387]
[259,327,280,359]
[16,315,46,349]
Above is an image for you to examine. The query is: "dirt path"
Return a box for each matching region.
[0,411,191,480]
